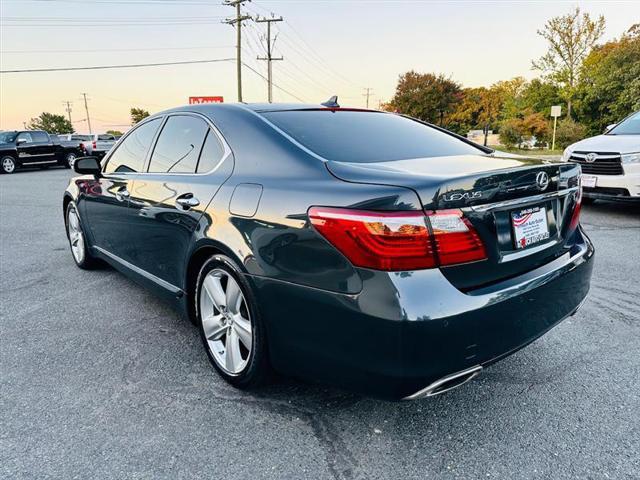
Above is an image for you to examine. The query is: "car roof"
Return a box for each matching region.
[160,102,379,116]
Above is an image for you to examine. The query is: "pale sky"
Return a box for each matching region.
[1,0,638,132]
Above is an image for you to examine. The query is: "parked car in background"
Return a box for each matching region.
[80,133,117,158]
[63,102,593,399]
[0,130,83,174]
[563,111,640,203]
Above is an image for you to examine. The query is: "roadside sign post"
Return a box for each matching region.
[551,105,562,151]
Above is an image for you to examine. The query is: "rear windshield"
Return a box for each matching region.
[261,110,484,163]
[608,111,640,135]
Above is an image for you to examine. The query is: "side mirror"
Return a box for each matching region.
[74,156,102,175]
[16,138,27,145]
[605,123,617,133]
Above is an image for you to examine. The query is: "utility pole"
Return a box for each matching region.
[224,0,252,102]
[63,101,73,125]
[363,87,373,109]
[256,15,283,103]
[81,93,92,134]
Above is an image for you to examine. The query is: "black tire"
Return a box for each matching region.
[582,197,596,205]
[195,254,271,389]
[1,155,17,174]
[65,201,98,269]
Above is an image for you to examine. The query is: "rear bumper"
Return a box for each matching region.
[250,228,594,399]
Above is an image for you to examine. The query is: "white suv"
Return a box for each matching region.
[563,111,640,203]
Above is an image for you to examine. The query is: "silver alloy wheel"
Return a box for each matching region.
[67,206,85,264]
[200,268,253,375]
[66,153,77,168]
[2,157,15,173]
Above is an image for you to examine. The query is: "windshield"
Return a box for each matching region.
[261,110,485,163]
[0,132,18,143]
[608,111,640,135]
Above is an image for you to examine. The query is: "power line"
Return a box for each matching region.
[1,45,234,54]
[255,15,283,103]
[363,87,373,108]
[242,62,306,103]
[63,100,73,124]
[223,0,252,103]
[81,93,92,134]
[0,58,234,74]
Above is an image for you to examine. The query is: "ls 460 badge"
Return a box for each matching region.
[443,191,483,202]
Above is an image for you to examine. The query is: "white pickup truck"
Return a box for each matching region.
[80,134,117,158]
[563,111,640,203]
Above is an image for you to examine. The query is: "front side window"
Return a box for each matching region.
[104,118,161,174]
[148,115,209,173]
[16,133,33,144]
[609,112,640,135]
[261,110,484,163]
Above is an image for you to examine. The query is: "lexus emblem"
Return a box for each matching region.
[585,152,598,163]
[536,171,550,191]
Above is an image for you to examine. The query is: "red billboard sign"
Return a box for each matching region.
[189,96,224,104]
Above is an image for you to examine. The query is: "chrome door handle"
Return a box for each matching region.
[176,195,200,210]
[115,187,130,202]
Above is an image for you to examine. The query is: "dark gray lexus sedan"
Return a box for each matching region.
[63,101,593,399]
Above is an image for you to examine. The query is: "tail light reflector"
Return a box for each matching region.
[308,207,486,271]
[427,209,487,266]
[568,185,582,232]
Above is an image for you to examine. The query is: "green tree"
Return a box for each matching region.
[532,7,605,118]
[27,112,74,134]
[388,71,462,126]
[576,24,640,135]
[554,119,587,149]
[130,107,150,125]
[499,118,526,149]
[106,129,123,136]
[520,79,563,115]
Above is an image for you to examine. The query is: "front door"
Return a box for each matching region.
[127,114,233,289]
[83,117,163,264]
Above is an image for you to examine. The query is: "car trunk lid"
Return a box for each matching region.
[326,154,582,290]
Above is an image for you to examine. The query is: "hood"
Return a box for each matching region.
[569,134,640,154]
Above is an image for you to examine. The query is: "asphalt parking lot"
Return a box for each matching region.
[1,167,639,480]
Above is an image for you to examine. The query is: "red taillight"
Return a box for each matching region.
[568,186,582,232]
[308,207,486,271]
[427,209,487,266]
[92,140,97,149]
[308,207,436,270]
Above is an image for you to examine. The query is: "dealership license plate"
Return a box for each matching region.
[581,174,597,188]
[512,207,550,250]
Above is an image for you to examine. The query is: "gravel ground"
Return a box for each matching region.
[1,167,639,480]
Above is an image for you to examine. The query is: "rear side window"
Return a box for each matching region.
[197,130,225,173]
[105,118,161,174]
[32,131,50,143]
[261,110,483,163]
[148,115,209,173]
[98,134,115,141]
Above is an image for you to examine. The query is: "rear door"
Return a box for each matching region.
[83,117,163,263]
[127,113,233,288]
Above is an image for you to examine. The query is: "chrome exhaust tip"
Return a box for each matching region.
[403,365,482,400]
